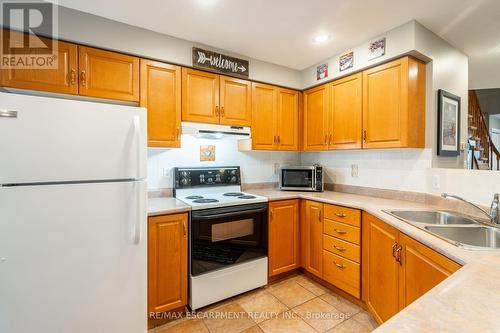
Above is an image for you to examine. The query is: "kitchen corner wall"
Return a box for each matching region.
[148,136,300,190]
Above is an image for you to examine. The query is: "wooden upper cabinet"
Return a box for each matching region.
[268,200,300,277]
[0,30,78,95]
[219,75,251,126]
[148,213,188,314]
[303,84,329,151]
[329,73,362,149]
[78,46,139,101]
[251,82,277,150]
[362,57,425,148]
[182,68,219,124]
[276,88,299,150]
[362,212,400,323]
[303,200,324,278]
[140,60,181,148]
[399,233,461,307]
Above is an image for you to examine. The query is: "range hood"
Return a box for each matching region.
[181,122,251,139]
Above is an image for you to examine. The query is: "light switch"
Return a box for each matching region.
[351,164,359,178]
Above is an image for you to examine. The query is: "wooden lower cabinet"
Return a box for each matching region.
[268,200,300,276]
[148,213,188,315]
[302,200,324,277]
[362,212,461,324]
[399,233,461,307]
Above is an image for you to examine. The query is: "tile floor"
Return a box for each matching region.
[150,273,378,333]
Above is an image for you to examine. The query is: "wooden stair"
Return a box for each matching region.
[468,90,500,170]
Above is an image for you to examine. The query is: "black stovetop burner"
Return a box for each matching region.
[186,195,203,199]
[193,198,219,203]
[238,195,256,199]
[223,192,244,196]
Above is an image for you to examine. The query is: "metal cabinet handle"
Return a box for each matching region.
[70,69,77,85]
[395,244,403,265]
[329,134,332,145]
[319,210,322,222]
[277,136,280,144]
[392,243,398,259]
[334,261,346,269]
[221,106,225,117]
[0,110,18,118]
[335,213,347,218]
[270,210,274,219]
[334,228,347,235]
[215,106,220,117]
[363,130,367,143]
[333,245,346,252]
[176,127,180,140]
[324,135,328,144]
[80,70,87,87]
[183,221,187,237]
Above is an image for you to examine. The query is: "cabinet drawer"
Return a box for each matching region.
[323,234,360,263]
[324,204,361,227]
[323,251,360,298]
[324,220,360,245]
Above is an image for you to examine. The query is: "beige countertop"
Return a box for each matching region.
[148,197,191,216]
[246,189,500,333]
[147,189,500,332]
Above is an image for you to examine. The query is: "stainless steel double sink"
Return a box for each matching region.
[384,210,500,250]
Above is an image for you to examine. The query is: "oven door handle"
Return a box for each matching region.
[192,208,267,220]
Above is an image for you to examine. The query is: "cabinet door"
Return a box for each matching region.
[399,233,461,307]
[268,200,300,276]
[329,73,362,149]
[0,30,78,95]
[182,68,220,124]
[78,46,139,101]
[362,58,407,148]
[140,60,181,148]
[276,88,299,151]
[219,75,251,126]
[148,213,188,314]
[303,84,329,151]
[362,212,400,323]
[251,83,277,150]
[303,200,323,277]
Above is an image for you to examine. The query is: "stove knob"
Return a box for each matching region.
[215,175,221,182]
[199,175,205,183]
[207,177,213,183]
[230,170,237,175]
[180,178,188,185]
[180,171,188,177]
[230,176,237,183]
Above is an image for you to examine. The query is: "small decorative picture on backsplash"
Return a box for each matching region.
[317,63,328,80]
[339,51,354,72]
[200,145,216,161]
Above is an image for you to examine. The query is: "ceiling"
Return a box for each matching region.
[57,0,500,70]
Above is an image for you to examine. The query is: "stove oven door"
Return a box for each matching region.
[190,203,268,276]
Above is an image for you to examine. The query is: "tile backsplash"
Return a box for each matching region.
[147,135,300,190]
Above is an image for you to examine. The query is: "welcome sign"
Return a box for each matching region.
[192,47,249,78]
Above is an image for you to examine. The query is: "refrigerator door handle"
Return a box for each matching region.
[132,182,144,245]
[133,115,143,180]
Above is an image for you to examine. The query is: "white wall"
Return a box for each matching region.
[55,6,301,89]
[148,136,299,190]
[469,56,500,90]
[300,21,417,89]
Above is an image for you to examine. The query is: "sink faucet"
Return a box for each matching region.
[441,193,499,225]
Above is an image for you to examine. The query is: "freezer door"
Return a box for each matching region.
[0,181,147,333]
[0,92,146,184]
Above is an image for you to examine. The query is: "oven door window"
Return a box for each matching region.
[282,169,313,188]
[191,204,267,276]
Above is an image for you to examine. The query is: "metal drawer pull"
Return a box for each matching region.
[0,110,18,118]
[334,261,346,269]
[333,245,346,252]
[335,213,347,218]
[334,228,347,235]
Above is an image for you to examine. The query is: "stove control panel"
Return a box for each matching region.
[174,166,241,189]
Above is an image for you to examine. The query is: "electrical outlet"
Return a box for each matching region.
[273,163,281,174]
[432,174,441,190]
[351,164,359,178]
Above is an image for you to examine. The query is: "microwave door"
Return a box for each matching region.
[281,169,314,190]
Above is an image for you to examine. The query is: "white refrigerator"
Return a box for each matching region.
[0,92,148,333]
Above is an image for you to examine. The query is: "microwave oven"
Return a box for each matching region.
[279,166,323,192]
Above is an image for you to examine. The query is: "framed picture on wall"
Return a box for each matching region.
[437,89,461,156]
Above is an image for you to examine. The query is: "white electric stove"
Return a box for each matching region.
[173,166,269,310]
